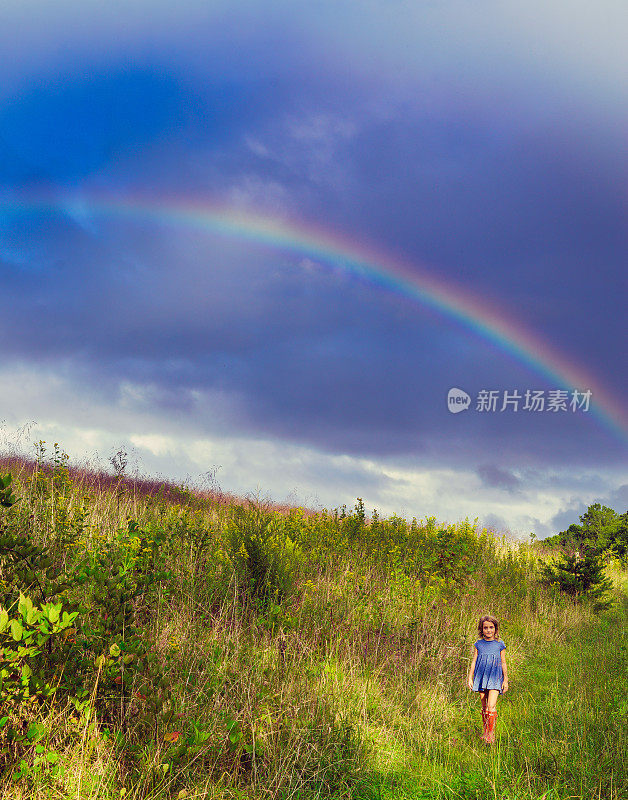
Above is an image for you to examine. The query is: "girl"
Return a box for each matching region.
[467,615,508,743]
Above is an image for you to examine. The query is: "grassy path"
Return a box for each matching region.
[366,590,627,800]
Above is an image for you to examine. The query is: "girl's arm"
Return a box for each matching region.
[467,646,478,690]
[500,648,508,692]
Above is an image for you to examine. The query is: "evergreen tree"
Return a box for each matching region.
[541,548,613,611]
[541,502,618,611]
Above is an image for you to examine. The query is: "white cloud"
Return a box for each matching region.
[240,110,358,190]
[224,175,292,216]
[129,433,176,458]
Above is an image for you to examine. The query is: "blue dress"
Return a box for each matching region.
[473,639,506,693]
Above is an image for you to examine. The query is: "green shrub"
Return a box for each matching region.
[0,593,77,772]
[228,504,298,609]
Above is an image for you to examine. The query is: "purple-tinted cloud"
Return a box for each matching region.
[477,465,522,493]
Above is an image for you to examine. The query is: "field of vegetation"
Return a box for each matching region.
[0,444,626,800]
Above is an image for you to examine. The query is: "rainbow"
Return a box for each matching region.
[3,191,627,442]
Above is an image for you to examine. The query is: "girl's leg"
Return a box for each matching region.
[485,689,499,713]
[485,689,499,743]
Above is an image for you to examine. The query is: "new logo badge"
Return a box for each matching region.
[447,387,471,413]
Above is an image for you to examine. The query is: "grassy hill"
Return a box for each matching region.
[0,448,625,800]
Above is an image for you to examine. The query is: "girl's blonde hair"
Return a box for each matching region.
[478,614,500,639]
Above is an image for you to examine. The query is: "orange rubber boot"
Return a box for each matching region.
[485,711,497,743]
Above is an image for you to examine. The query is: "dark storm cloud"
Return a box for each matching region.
[0,199,623,465]
[322,103,626,377]
[1,2,625,472]
[477,465,522,493]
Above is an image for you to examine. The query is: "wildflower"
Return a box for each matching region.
[164,730,182,743]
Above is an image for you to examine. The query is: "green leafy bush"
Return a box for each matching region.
[228,504,299,609]
[0,593,77,770]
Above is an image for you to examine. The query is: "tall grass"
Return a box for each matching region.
[0,453,625,799]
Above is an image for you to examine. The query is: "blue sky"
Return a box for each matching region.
[1,0,626,537]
